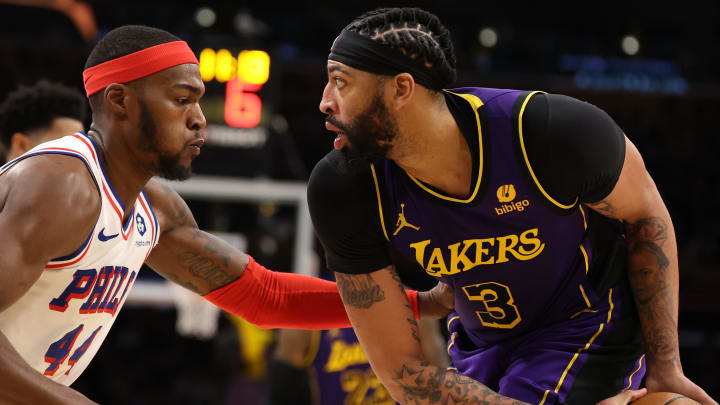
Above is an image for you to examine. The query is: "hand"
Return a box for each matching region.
[596,388,647,405]
[418,282,454,319]
[646,369,717,405]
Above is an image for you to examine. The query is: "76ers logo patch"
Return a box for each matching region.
[136,214,146,236]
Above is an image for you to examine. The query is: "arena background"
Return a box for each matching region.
[1,0,718,403]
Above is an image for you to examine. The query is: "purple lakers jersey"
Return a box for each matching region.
[309,328,396,405]
[371,88,624,347]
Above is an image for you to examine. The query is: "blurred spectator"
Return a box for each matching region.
[0,80,86,161]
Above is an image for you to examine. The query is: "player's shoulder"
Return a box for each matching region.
[527,92,612,121]
[2,152,98,202]
[307,150,379,215]
[143,178,197,233]
[524,93,619,141]
[309,149,374,194]
[143,178,180,217]
[0,153,100,232]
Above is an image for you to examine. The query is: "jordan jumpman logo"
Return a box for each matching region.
[394,203,420,235]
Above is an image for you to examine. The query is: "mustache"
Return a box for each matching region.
[185,131,205,145]
[324,116,349,133]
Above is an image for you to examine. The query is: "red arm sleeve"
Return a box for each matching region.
[203,256,419,329]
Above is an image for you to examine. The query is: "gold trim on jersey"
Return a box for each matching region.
[579,285,592,308]
[370,164,390,241]
[570,284,599,319]
[579,205,587,229]
[580,245,589,273]
[623,354,645,390]
[402,91,484,203]
[517,91,579,209]
[447,315,461,330]
[539,288,614,405]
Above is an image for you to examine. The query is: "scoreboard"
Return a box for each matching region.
[197,48,270,128]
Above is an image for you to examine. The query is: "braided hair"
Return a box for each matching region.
[344,8,456,90]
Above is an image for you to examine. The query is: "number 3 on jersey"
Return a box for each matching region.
[44,325,102,376]
[461,282,521,329]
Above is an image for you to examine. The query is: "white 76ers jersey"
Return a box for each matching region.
[0,132,160,385]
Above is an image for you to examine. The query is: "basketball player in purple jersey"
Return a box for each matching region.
[308,7,715,405]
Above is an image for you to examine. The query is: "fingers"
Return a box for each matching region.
[695,388,718,405]
[626,388,647,403]
[595,388,647,405]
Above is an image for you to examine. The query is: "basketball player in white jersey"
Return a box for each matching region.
[0,25,452,404]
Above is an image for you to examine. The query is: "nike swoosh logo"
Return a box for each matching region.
[98,228,119,242]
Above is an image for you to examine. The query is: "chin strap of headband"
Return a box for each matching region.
[83,41,198,97]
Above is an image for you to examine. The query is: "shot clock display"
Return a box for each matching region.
[198,48,270,128]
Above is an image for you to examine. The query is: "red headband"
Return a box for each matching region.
[83,41,199,97]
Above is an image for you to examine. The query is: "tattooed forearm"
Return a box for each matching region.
[392,362,529,405]
[176,251,236,288]
[388,267,422,344]
[335,273,385,309]
[162,272,203,294]
[407,318,421,344]
[388,266,415,312]
[192,229,232,267]
[626,216,680,369]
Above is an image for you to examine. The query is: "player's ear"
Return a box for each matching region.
[9,132,30,156]
[104,83,131,118]
[388,73,415,111]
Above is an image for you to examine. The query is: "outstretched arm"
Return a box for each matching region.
[144,180,427,329]
[587,137,716,405]
[336,266,529,405]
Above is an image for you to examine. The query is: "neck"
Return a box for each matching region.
[88,125,152,220]
[389,95,473,198]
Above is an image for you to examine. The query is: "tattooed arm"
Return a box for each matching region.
[336,267,529,405]
[587,137,716,405]
[143,179,242,295]
[142,179,421,331]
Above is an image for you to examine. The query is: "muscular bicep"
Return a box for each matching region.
[144,179,246,295]
[586,136,664,222]
[335,267,424,383]
[523,93,626,205]
[0,156,99,310]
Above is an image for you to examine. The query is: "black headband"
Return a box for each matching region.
[328,29,446,90]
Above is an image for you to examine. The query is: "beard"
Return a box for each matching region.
[138,99,193,181]
[326,93,399,175]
